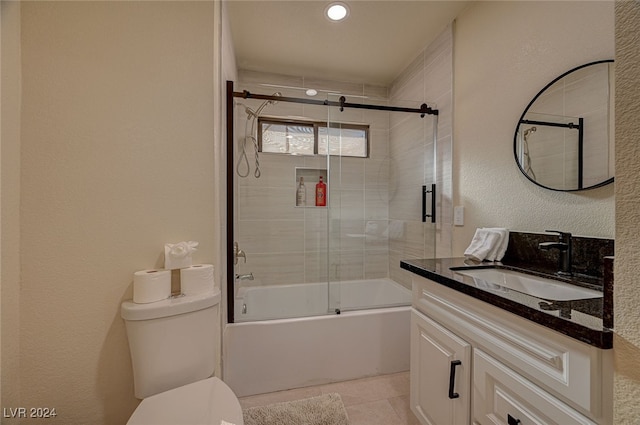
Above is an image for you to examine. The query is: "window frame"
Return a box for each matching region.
[257,117,369,158]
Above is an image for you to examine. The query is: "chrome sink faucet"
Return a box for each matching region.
[538,230,572,276]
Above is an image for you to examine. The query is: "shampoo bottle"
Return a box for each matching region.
[315,176,327,207]
[296,177,306,206]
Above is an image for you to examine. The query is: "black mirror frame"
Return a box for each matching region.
[514,59,615,192]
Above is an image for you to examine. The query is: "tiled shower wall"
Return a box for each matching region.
[235,24,453,288]
[235,72,392,286]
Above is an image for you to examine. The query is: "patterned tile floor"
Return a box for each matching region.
[239,371,420,425]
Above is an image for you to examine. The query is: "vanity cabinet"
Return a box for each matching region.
[410,309,471,425]
[410,275,612,425]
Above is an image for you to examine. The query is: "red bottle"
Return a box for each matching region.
[315,176,327,207]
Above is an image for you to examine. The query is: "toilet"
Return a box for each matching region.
[121,290,243,425]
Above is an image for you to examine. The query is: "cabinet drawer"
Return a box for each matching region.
[413,276,607,417]
[473,349,596,425]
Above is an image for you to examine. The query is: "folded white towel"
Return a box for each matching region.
[483,228,509,261]
[464,228,509,262]
[464,228,485,261]
[464,229,495,261]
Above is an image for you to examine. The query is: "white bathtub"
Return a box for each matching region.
[223,278,411,397]
[234,277,411,321]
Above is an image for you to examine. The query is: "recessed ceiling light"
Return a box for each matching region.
[325,2,349,22]
[306,88,318,97]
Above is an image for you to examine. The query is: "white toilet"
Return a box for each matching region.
[121,290,243,425]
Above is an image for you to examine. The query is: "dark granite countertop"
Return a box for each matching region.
[401,257,612,349]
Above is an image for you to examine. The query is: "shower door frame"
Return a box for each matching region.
[225,80,439,323]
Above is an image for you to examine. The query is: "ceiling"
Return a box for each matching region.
[226,1,471,87]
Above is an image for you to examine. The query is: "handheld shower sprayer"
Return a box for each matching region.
[237,92,282,178]
[244,92,282,119]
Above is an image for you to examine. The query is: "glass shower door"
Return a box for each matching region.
[232,87,333,322]
[229,82,440,322]
[325,93,438,313]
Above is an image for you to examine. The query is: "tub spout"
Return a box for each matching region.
[236,273,254,281]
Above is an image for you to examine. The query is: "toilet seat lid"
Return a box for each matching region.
[127,377,243,425]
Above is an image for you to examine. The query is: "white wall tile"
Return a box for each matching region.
[337,189,365,220]
[238,219,304,254]
[303,77,364,96]
[304,250,330,283]
[333,250,365,281]
[364,220,389,250]
[368,129,390,160]
[330,157,365,190]
[389,50,425,100]
[364,84,388,99]
[365,190,389,220]
[238,252,305,286]
[365,250,389,279]
[330,219,366,251]
[238,186,303,220]
[365,159,390,190]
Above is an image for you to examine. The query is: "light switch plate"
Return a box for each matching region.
[454,206,464,226]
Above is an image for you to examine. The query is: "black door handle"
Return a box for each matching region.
[448,359,462,399]
[422,184,436,223]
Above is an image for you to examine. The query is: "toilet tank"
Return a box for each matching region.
[121,290,220,399]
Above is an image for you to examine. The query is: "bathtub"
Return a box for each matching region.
[234,277,412,321]
[223,278,411,397]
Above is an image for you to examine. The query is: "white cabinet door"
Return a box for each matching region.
[473,349,597,425]
[411,308,471,425]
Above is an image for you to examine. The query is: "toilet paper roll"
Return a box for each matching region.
[133,269,171,304]
[180,264,215,295]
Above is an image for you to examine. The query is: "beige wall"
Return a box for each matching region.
[613,2,640,422]
[14,2,216,424]
[453,1,615,255]
[1,0,22,415]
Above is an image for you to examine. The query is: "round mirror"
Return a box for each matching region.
[514,60,614,191]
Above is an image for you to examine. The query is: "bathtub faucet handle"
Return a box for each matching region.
[234,242,246,265]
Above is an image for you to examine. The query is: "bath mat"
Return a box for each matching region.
[243,393,349,425]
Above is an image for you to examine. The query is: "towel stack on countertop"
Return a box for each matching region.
[464,228,509,262]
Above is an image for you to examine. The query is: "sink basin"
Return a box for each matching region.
[452,268,602,301]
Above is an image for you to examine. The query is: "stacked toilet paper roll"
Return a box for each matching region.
[133,269,171,304]
[180,264,215,295]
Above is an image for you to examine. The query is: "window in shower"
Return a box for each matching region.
[318,124,368,157]
[258,117,369,158]
[258,119,315,155]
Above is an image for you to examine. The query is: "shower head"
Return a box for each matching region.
[270,92,282,104]
[246,92,282,119]
[523,126,537,137]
